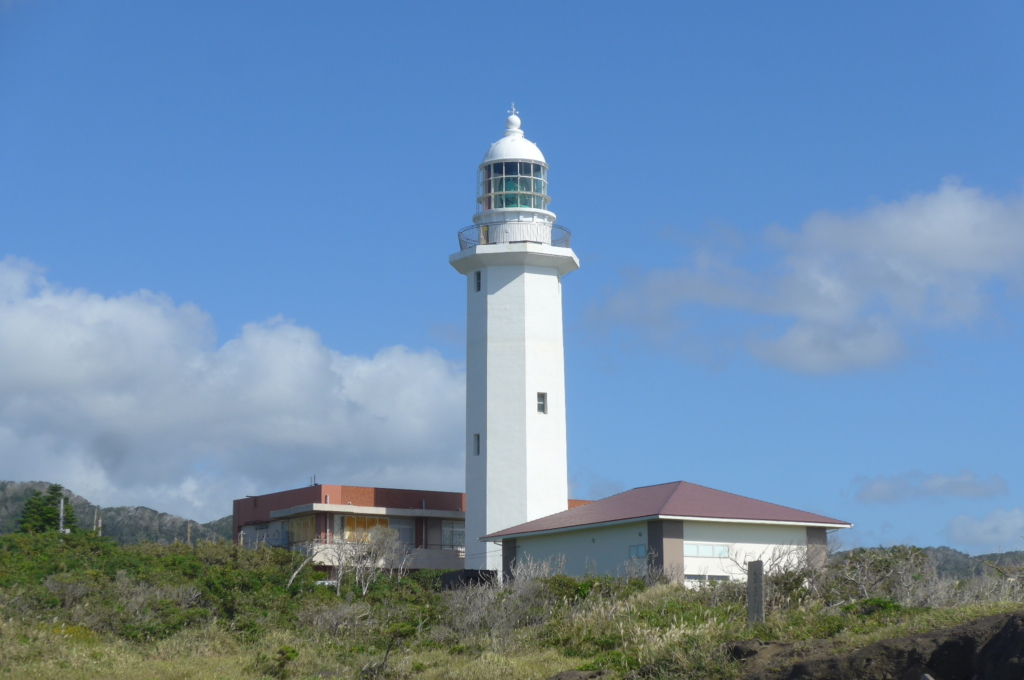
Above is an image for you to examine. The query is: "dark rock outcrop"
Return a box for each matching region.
[736,612,1024,680]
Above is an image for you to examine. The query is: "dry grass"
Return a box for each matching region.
[5,539,1024,680]
[0,620,245,680]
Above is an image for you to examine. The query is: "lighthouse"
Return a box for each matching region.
[450,109,579,571]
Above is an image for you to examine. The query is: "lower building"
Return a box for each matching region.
[483,481,851,583]
[233,484,469,570]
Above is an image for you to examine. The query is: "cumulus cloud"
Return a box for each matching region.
[947,508,1024,548]
[854,470,1007,503]
[0,257,465,521]
[592,180,1024,372]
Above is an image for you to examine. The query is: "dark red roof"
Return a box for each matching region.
[483,481,850,540]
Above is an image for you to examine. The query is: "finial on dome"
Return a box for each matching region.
[506,102,521,132]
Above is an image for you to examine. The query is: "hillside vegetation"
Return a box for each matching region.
[0,481,232,544]
[2,534,1024,680]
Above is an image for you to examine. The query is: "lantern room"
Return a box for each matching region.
[478,160,549,211]
[473,108,555,224]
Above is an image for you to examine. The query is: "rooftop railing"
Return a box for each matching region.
[458,222,571,251]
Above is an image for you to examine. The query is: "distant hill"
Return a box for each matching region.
[924,546,1024,579]
[831,545,1024,579]
[0,481,232,545]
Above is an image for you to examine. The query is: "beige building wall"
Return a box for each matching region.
[513,521,649,576]
[508,519,814,582]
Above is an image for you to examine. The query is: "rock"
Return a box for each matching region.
[739,612,1024,680]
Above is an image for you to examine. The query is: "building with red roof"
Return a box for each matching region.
[484,481,851,583]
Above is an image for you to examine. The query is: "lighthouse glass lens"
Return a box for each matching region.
[492,163,502,176]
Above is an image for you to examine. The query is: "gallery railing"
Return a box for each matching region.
[458,223,571,250]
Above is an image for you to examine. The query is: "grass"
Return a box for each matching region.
[1,534,1023,679]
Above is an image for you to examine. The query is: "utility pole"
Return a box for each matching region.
[186,520,192,546]
[58,497,65,534]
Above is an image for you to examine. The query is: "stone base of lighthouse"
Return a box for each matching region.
[451,242,579,571]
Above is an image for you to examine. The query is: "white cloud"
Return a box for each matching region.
[854,470,1007,503]
[947,508,1024,549]
[0,257,465,521]
[593,180,1024,372]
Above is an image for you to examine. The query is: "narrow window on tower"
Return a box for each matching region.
[537,392,548,414]
[474,433,481,456]
[475,271,481,292]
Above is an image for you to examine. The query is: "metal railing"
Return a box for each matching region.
[458,222,571,250]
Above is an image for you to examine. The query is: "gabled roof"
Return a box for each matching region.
[482,481,851,541]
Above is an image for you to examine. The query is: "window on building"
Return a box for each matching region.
[683,543,729,558]
[475,271,481,292]
[686,574,729,583]
[389,518,415,546]
[537,392,547,414]
[474,433,481,456]
[334,514,389,543]
[290,515,316,544]
[628,544,647,560]
[441,520,465,549]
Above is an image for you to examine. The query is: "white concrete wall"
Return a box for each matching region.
[458,244,577,571]
[514,522,650,576]
[681,521,808,580]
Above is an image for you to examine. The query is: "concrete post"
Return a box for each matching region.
[747,560,764,624]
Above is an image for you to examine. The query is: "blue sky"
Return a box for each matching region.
[2,2,1023,553]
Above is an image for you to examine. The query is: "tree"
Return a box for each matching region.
[18,484,77,533]
[320,526,408,596]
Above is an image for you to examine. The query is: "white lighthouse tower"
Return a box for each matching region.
[450,108,579,571]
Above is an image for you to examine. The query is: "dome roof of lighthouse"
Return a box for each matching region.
[482,111,546,164]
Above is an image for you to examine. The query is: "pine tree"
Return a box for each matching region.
[18,484,77,533]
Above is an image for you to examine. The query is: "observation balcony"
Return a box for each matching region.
[458,222,571,251]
